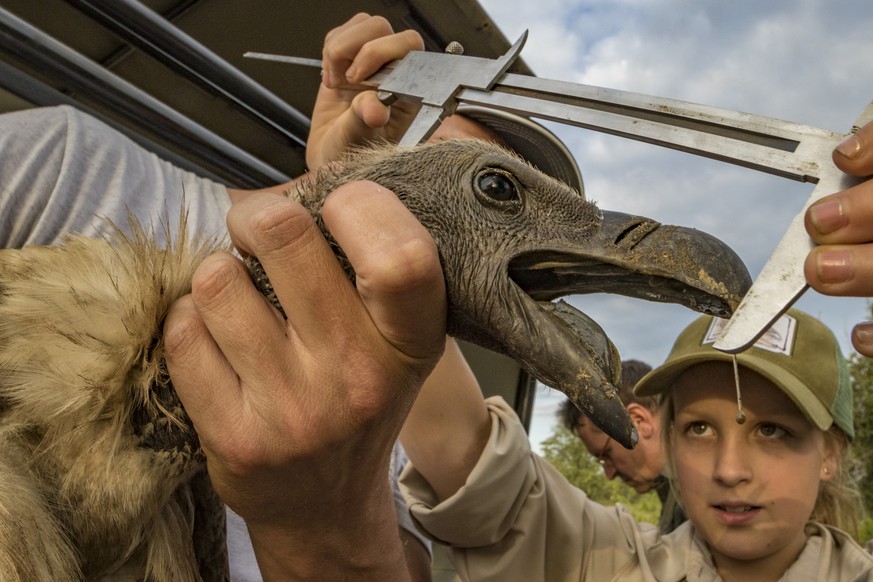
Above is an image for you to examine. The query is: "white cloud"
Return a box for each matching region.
[476,0,873,450]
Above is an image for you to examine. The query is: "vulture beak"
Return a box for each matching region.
[453,211,752,449]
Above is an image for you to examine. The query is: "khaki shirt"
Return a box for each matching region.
[401,397,873,582]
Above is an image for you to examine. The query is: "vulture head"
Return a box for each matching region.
[274,138,751,449]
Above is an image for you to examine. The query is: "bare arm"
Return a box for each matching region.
[400,338,492,501]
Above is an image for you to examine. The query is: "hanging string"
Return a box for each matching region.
[732,354,746,424]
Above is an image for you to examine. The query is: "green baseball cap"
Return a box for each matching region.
[634,308,854,440]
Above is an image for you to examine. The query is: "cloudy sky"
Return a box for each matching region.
[470,0,873,450]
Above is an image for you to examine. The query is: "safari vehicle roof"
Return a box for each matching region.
[0,0,539,433]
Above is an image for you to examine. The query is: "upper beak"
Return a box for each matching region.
[456,211,751,449]
[510,211,751,315]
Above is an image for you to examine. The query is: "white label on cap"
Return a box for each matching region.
[703,314,796,356]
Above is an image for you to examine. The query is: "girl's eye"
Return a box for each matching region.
[758,424,787,439]
[687,422,710,436]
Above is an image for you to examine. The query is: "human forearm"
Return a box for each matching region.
[247,482,411,581]
[400,338,492,500]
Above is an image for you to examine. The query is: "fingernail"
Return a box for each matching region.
[853,323,873,349]
[808,199,846,235]
[816,250,854,283]
[835,133,861,161]
[345,65,358,83]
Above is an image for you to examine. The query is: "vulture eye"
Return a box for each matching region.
[475,170,520,204]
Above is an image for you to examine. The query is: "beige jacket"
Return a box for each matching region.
[401,397,873,582]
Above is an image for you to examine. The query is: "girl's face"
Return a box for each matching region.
[671,362,835,575]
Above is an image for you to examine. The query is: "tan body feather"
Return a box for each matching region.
[0,220,222,581]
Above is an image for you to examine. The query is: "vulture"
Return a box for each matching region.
[0,138,751,580]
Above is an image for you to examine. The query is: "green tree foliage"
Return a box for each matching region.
[849,353,873,501]
[540,425,662,525]
[846,316,873,542]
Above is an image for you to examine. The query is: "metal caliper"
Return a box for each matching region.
[246,33,873,352]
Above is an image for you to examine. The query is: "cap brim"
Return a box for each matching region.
[456,105,584,195]
[634,352,834,431]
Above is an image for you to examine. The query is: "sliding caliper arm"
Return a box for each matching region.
[246,35,873,351]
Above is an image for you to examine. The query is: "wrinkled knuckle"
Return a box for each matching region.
[399,29,425,51]
[191,255,246,308]
[163,304,203,361]
[362,236,441,294]
[247,200,314,255]
[369,15,393,34]
[325,12,370,45]
[322,42,342,65]
[355,45,382,67]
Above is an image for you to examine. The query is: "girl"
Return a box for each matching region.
[400,309,872,581]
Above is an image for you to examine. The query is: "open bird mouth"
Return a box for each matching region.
[508,213,746,316]
[491,212,751,449]
[508,251,741,317]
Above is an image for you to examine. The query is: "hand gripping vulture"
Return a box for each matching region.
[0,139,750,580]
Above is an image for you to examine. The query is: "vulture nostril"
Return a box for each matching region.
[614,220,659,247]
[614,224,639,245]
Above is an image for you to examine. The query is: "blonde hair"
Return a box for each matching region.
[812,427,864,537]
[660,393,865,540]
